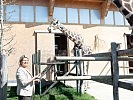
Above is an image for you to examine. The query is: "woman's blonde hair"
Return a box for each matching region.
[19,55,28,65]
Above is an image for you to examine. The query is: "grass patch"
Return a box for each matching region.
[7,82,96,100]
[7,86,17,100]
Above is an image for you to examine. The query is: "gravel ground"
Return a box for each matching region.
[64,80,133,100]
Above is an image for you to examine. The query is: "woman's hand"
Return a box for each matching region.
[32,74,39,80]
[32,74,41,82]
[34,79,40,82]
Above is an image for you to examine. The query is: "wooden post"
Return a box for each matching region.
[75,48,80,93]
[34,32,39,75]
[32,54,35,76]
[0,55,7,100]
[111,42,119,100]
[79,49,83,94]
[37,50,41,95]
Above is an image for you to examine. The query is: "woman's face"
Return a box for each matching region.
[21,57,29,68]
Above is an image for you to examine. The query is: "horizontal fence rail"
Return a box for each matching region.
[55,56,133,61]
[84,48,133,57]
[55,75,133,81]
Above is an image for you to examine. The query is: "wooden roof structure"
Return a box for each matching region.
[4,0,117,19]
[49,0,117,19]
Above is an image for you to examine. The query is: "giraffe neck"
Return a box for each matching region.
[122,0,133,12]
[56,23,83,48]
[49,19,92,54]
[113,0,133,31]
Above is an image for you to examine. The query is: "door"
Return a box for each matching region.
[126,35,133,73]
[55,34,68,76]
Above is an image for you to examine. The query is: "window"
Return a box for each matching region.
[68,8,78,23]
[79,9,90,24]
[53,7,66,23]
[105,11,114,25]
[90,9,100,24]
[5,5,129,26]
[114,11,124,25]
[36,6,48,22]
[6,5,19,22]
[21,6,34,22]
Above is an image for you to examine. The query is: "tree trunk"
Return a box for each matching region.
[0,55,7,100]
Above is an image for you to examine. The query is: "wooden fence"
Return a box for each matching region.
[33,42,133,100]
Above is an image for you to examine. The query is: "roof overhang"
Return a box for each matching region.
[48,0,116,19]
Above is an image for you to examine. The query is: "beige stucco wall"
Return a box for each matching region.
[5,23,131,80]
[5,24,55,80]
[67,25,131,76]
[82,26,130,75]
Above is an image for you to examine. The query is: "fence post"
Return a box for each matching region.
[32,54,35,76]
[75,48,80,93]
[79,49,83,94]
[0,54,7,100]
[111,42,119,100]
[37,50,41,95]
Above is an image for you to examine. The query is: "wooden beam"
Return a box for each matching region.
[56,75,133,81]
[55,56,111,61]
[73,0,106,2]
[49,0,55,16]
[101,0,111,19]
[119,81,133,91]
[55,56,133,61]
[56,76,91,81]
[34,30,62,34]
[85,48,133,57]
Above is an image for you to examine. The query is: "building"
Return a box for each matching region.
[3,0,133,81]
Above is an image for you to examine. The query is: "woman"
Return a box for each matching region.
[16,55,39,100]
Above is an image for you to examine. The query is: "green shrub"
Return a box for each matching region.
[7,87,17,98]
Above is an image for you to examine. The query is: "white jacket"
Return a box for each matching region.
[16,67,35,96]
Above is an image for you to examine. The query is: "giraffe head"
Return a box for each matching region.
[82,45,92,55]
[47,18,61,33]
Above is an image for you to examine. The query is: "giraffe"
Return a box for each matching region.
[113,0,133,33]
[48,18,92,91]
[47,18,92,55]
